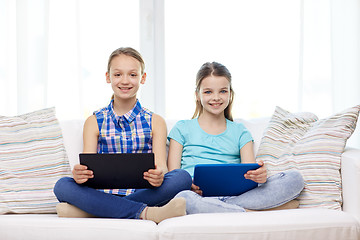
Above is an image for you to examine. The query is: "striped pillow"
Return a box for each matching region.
[0,108,71,214]
[256,105,360,210]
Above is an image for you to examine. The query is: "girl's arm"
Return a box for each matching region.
[83,115,99,153]
[167,139,183,171]
[151,113,168,172]
[143,113,167,187]
[168,139,202,195]
[239,141,256,164]
[72,115,99,184]
[241,141,267,183]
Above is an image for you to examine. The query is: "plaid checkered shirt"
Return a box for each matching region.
[94,99,153,195]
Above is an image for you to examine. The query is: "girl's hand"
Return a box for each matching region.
[191,183,203,196]
[244,160,267,184]
[72,164,94,184]
[144,165,164,187]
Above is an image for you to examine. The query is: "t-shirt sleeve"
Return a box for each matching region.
[167,120,186,146]
[238,123,254,149]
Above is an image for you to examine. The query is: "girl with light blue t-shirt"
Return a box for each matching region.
[167,62,304,214]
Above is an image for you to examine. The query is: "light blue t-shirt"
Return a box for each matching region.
[168,118,253,178]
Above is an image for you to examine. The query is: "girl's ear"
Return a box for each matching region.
[195,91,200,101]
[106,72,111,83]
[140,72,147,84]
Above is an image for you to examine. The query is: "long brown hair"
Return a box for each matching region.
[192,62,234,121]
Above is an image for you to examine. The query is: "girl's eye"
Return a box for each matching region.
[220,90,228,93]
[204,91,211,94]
[114,73,121,77]
[130,73,137,77]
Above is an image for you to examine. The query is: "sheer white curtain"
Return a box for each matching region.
[0,0,17,116]
[329,0,360,147]
[300,0,360,147]
[0,0,139,120]
[165,0,301,120]
[46,0,141,120]
[163,0,360,147]
[0,0,359,146]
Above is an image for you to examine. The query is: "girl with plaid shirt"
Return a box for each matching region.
[54,47,192,223]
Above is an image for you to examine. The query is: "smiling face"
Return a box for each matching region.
[196,75,231,117]
[106,54,146,102]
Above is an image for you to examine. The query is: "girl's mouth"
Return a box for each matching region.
[210,103,222,107]
[119,87,132,91]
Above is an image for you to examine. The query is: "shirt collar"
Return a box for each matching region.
[108,99,142,125]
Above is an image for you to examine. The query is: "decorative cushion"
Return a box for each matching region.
[0,108,71,214]
[256,105,360,210]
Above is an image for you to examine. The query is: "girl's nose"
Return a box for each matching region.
[120,75,130,84]
[213,93,220,100]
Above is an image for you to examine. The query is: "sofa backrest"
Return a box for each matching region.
[59,120,85,170]
[235,118,270,153]
[59,118,270,170]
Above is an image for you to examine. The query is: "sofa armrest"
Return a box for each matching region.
[341,148,360,220]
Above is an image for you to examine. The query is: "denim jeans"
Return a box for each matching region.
[53,169,192,219]
[175,170,304,214]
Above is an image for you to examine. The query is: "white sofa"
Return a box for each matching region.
[0,118,359,240]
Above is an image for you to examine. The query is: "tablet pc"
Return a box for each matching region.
[193,163,260,197]
[79,153,155,189]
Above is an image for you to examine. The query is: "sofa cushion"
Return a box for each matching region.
[0,108,71,214]
[0,210,358,240]
[158,209,360,240]
[0,214,158,240]
[256,105,360,210]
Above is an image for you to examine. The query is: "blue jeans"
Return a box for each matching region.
[53,169,192,219]
[175,170,304,214]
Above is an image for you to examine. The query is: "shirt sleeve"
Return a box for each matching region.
[238,123,254,149]
[167,120,186,146]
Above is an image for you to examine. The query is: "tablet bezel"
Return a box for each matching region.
[193,163,260,197]
[79,153,155,189]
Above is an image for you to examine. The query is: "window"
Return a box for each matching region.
[48,0,140,119]
[0,0,139,120]
[164,0,301,119]
[1,1,359,148]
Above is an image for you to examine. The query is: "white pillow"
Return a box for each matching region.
[0,108,71,214]
[256,105,360,210]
